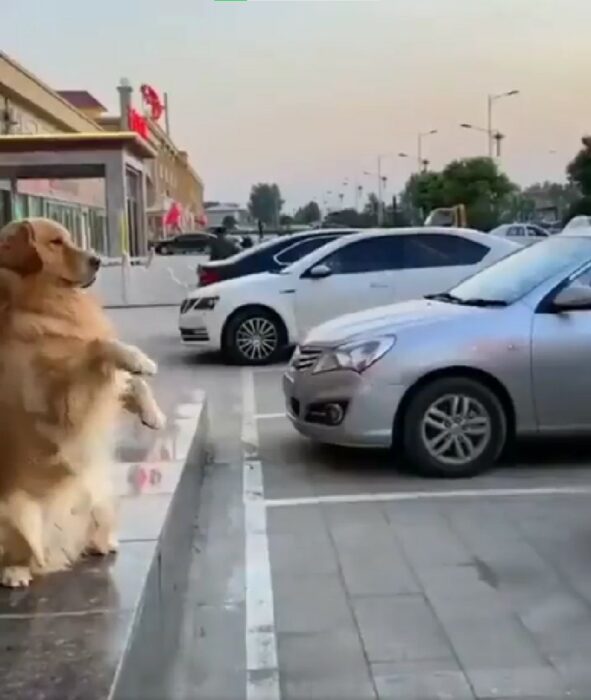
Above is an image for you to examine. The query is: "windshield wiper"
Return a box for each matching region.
[455,297,508,307]
[424,292,463,304]
[424,292,507,307]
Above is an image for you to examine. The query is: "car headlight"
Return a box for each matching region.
[312,335,396,374]
[194,296,219,310]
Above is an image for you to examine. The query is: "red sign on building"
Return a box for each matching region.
[129,107,149,140]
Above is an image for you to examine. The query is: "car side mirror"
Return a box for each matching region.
[553,285,591,311]
[307,264,332,279]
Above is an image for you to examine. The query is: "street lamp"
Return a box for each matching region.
[487,90,519,157]
[460,123,505,157]
[417,130,438,171]
[365,153,409,225]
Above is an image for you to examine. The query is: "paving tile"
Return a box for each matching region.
[352,596,454,663]
[277,628,376,700]
[268,531,339,575]
[466,665,568,699]
[434,606,546,671]
[519,590,591,659]
[267,504,326,535]
[272,572,354,634]
[326,513,420,597]
[372,660,475,700]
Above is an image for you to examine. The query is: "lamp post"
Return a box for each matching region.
[460,123,505,157]
[487,90,519,157]
[417,130,438,171]
[365,153,409,226]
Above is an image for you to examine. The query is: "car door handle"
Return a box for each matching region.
[370,283,389,288]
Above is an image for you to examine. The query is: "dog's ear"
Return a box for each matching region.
[0,220,42,276]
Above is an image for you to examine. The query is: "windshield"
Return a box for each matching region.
[447,237,591,304]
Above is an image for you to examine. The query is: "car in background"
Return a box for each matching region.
[562,216,591,233]
[196,228,358,287]
[489,223,550,246]
[179,227,518,365]
[283,234,591,478]
[154,232,216,255]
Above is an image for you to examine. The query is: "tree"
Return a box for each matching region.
[568,137,591,196]
[401,157,517,230]
[294,201,321,225]
[279,214,294,227]
[248,183,284,226]
[222,215,236,229]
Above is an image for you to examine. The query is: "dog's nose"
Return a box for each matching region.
[89,255,101,271]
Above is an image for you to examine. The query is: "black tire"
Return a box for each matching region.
[402,376,507,478]
[223,308,286,366]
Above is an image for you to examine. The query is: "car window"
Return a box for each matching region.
[404,234,488,268]
[317,236,406,274]
[508,225,524,237]
[275,236,338,265]
[528,226,547,238]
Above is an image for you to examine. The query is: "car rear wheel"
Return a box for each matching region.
[402,377,507,478]
[224,309,285,365]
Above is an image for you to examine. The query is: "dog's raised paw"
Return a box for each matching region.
[1,566,32,588]
[142,405,166,431]
[110,342,157,376]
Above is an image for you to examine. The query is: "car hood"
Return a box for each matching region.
[187,271,285,298]
[303,298,483,345]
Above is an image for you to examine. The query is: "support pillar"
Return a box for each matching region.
[104,154,127,258]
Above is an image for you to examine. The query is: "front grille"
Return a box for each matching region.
[181,327,209,342]
[292,345,323,371]
[180,299,197,314]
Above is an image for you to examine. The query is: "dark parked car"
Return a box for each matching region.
[154,232,216,255]
[197,228,358,287]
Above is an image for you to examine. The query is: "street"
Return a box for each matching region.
[114,307,591,700]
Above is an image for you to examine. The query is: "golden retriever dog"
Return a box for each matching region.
[0,217,165,588]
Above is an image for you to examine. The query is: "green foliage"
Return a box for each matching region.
[248,183,283,225]
[401,157,517,230]
[294,201,321,224]
[221,215,236,229]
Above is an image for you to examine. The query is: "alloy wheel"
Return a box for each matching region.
[235,317,279,362]
[420,393,491,466]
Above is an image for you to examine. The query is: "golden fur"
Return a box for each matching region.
[0,218,164,587]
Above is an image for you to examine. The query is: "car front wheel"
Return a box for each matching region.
[224,309,285,365]
[402,377,507,478]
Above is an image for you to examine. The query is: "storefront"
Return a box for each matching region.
[0,132,155,257]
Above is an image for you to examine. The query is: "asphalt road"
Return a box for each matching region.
[111,307,591,700]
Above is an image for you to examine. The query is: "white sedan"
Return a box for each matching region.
[178,227,519,365]
[489,223,550,246]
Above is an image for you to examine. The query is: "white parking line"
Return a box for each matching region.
[255,412,286,421]
[264,485,591,508]
[242,369,281,700]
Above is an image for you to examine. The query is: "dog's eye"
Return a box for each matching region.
[50,239,63,246]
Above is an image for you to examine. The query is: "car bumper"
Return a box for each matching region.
[282,367,406,448]
[178,309,221,351]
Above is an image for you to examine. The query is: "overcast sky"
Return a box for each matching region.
[2,0,589,210]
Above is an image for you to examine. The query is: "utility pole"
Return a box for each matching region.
[377,155,384,226]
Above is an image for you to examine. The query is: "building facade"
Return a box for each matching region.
[0,51,204,254]
[204,202,253,229]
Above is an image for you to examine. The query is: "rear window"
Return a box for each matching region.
[275,235,338,265]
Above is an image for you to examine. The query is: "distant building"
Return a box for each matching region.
[0,50,205,256]
[205,203,253,228]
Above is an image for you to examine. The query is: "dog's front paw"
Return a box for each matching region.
[110,341,157,376]
[142,404,166,431]
[1,566,32,588]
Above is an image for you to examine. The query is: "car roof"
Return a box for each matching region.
[284,226,517,272]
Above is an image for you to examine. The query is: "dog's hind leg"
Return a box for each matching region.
[0,491,44,588]
[120,375,166,430]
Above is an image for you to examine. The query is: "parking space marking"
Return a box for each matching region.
[242,369,281,700]
[264,485,591,508]
[255,412,286,421]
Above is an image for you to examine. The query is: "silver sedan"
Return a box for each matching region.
[283,234,591,477]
